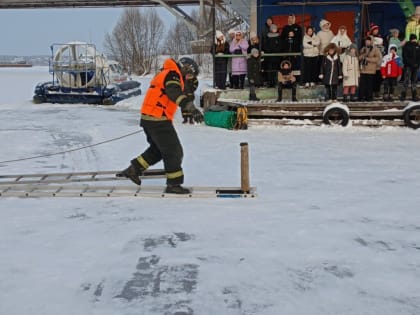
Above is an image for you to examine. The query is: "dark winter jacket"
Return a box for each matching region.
[247,40,260,54]
[212,41,230,67]
[263,33,283,54]
[402,41,420,68]
[281,24,302,53]
[247,55,263,86]
[320,53,342,85]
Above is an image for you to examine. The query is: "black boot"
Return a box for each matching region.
[292,88,298,102]
[343,95,348,102]
[249,93,260,101]
[182,115,188,124]
[165,184,191,194]
[350,94,357,102]
[412,88,418,101]
[400,90,407,101]
[116,159,144,185]
[276,86,282,102]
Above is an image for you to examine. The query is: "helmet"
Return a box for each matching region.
[177,57,199,76]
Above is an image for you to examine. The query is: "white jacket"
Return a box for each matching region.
[302,34,320,57]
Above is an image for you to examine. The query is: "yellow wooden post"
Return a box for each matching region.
[240,142,250,193]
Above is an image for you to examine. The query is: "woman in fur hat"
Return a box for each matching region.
[212,30,230,90]
[319,43,342,102]
[317,19,334,54]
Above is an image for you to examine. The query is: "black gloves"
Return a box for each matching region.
[192,108,204,123]
[182,101,203,123]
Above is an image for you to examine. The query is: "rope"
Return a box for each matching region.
[0,129,143,164]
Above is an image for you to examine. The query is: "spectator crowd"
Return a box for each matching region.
[212,7,420,102]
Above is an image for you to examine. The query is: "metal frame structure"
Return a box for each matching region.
[0,0,245,40]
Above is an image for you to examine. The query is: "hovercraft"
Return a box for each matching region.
[33,42,141,105]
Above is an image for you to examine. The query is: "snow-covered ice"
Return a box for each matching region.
[0,67,420,315]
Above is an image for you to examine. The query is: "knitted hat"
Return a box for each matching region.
[215,30,223,39]
[251,48,259,55]
[270,24,278,31]
[319,19,331,28]
[228,29,235,35]
[249,31,257,39]
[389,28,399,34]
[370,23,379,32]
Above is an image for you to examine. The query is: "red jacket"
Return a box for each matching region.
[380,52,403,78]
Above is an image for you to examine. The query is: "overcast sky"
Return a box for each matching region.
[0,7,175,56]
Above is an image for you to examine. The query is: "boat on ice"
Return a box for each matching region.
[33,42,141,105]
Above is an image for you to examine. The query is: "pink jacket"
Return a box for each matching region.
[230,39,249,75]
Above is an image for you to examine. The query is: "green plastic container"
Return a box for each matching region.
[204,110,237,129]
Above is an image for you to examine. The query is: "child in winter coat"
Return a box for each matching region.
[319,43,342,102]
[276,60,297,102]
[381,44,403,101]
[342,44,360,102]
[247,48,263,101]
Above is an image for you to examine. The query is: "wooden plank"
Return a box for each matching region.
[349,110,404,118]
[248,118,406,127]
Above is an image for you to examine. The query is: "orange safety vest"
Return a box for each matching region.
[141,59,184,121]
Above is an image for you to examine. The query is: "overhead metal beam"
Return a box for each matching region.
[0,0,214,9]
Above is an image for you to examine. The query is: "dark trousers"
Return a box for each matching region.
[325,84,337,101]
[231,74,246,89]
[139,119,184,185]
[215,62,227,89]
[266,57,281,87]
[373,70,383,94]
[303,56,319,84]
[277,82,297,101]
[403,66,419,88]
[359,73,375,101]
[383,77,397,96]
